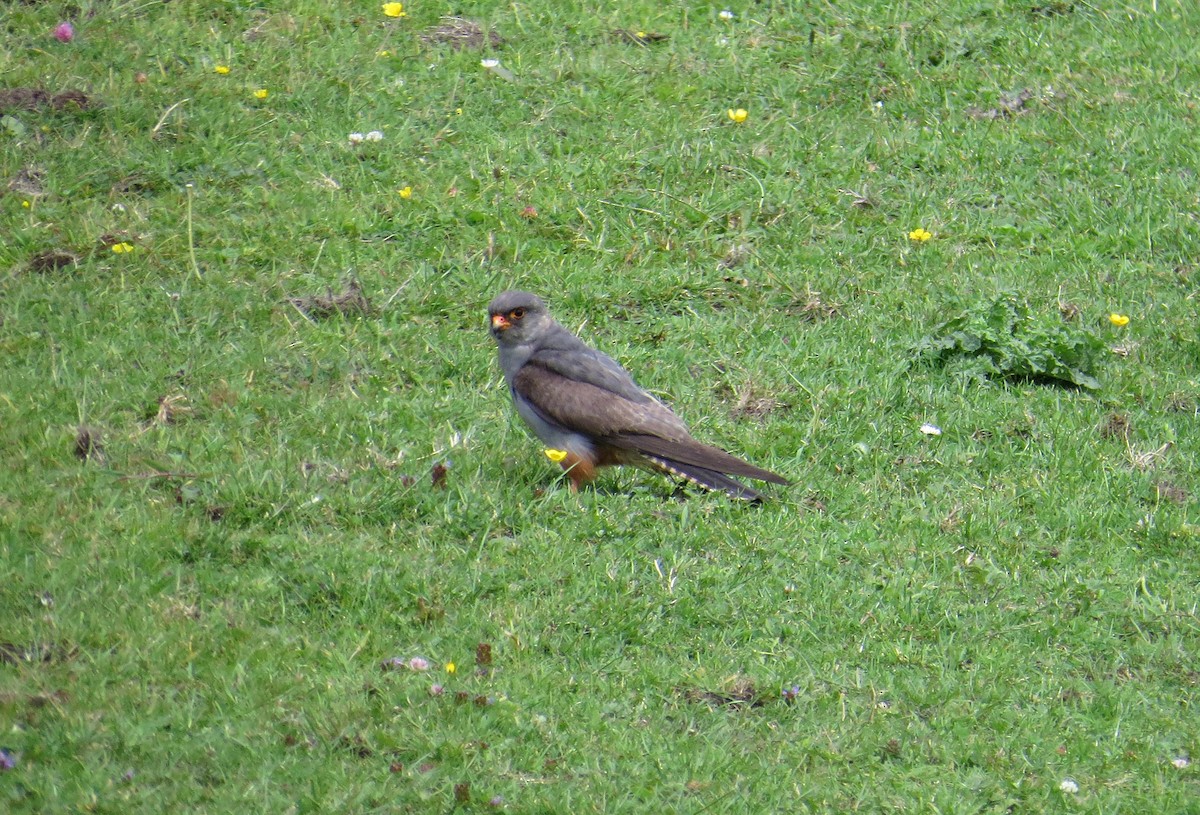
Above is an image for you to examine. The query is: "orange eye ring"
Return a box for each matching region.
[511,307,526,320]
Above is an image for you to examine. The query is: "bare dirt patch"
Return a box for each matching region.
[967,88,1034,120]
[726,383,789,422]
[287,279,374,318]
[1153,481,1189,505]
[677,675,765,708]
[28,250,80,273]
[0,87,94,112]
[0,642,77,666]
[74,426,103,462]
[7,165,46,196]
[420,17,503,50]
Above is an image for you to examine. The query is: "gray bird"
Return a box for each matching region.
[487,290,789,500]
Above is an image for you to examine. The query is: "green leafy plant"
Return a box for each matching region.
[911,295,1106,389]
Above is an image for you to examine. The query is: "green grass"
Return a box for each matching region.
[3,0,1199,811]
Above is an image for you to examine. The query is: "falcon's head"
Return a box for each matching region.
[488,290,549,346]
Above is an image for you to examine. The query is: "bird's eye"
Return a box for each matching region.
[510,308,525,320]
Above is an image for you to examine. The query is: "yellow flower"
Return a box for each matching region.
[214,65,230,75]
[398,186,413,199]
[445,662,457,674]
[377,49,391,57]
[635,31,647,38]
[908,228,933,242]
[1109,313,1130,327]
[111,242,135,254]
[253,89,269,99]
[727,108,748,123]
[544,448,568,463]
[382,2,405,17]
[22,200,31,209]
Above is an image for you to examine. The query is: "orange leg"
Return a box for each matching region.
[557,451,598,492]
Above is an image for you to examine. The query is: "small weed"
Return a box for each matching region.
[911,294,1106,389]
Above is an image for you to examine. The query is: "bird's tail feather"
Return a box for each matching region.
[644,454,765,501]
[614,433,789,486]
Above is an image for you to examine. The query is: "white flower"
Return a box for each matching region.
[481,58,500,68]
[348,132,365,145]
[716,36,730,47]
[1172,756,1191,769]
[365,130,384,142]
[920,423,942,436]
[1059,778,1079,794]
[719,9,735,21]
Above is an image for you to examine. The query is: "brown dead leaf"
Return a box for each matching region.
[151,393,191,426]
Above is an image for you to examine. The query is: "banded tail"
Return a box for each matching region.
[643,453,770,501]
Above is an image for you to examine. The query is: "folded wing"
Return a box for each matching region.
[513,361,789,488]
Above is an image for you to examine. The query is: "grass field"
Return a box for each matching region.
[2,0,1198,811]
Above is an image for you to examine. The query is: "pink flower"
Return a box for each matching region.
[54,22,75,43]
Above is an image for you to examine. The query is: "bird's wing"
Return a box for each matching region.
[528,341,653,405]
[513,359,689,441]
[513,362,790,486]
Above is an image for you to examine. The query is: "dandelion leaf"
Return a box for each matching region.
[910,294,1104,390]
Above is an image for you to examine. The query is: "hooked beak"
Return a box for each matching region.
[490,313,510,332]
